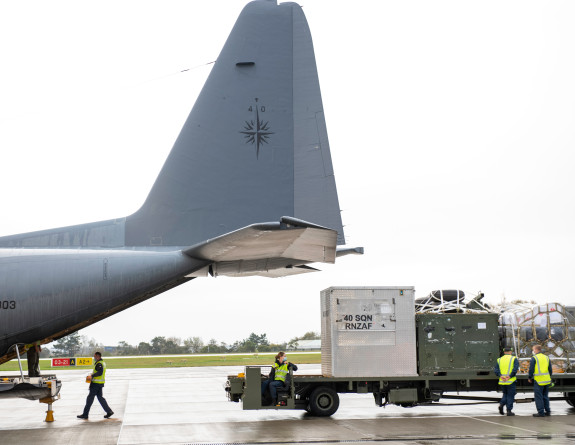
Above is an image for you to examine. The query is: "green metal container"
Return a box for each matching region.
[416,313,499,376]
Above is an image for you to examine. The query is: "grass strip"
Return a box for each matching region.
[0,353,320,371]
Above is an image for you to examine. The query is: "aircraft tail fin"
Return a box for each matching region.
[124,0,344,248]
[0,1,345,253]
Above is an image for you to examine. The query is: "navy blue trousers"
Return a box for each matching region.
[499,382,516,411]
[533,383,550,415]
[261,380,285,401]
[83,383,112,416]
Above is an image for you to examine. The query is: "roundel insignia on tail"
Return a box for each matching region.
[239,98,274,159]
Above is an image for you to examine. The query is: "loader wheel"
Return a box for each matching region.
[565,392,575,407]
[309,386,339,417]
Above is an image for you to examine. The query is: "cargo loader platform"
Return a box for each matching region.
[226,366,575,416]
[0,374,62,400]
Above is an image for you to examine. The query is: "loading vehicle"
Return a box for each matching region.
[225,287,575,416]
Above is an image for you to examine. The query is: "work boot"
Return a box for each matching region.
[104,411,114,419]
[77,414,88,419]
[507,411,515,416]
[545,412,551,416]
[532,413,545,417]
[498,404,504,415]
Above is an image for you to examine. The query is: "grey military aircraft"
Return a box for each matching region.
[0,0,360,381]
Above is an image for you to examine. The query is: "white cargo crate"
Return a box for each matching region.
[321,286,417,377]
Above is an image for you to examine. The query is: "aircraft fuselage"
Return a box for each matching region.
[0,249,205,362]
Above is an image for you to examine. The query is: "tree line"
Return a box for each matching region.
[46,331,320,357]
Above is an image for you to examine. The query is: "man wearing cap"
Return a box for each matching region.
[528,344,553,417]
[77,352,114,419]
[494,347,519,416]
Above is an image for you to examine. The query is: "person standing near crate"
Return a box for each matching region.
[528,344,553,417]
[494,347,519,416]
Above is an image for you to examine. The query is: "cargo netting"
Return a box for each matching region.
[499,303,575,373]
[415,290,493,314]
[416,291,575,373]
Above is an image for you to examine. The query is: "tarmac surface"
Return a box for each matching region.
[1,364,574,445]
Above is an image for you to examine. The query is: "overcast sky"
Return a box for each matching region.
[1,1,574,347]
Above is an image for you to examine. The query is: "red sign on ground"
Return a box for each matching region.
[51,358,71,367]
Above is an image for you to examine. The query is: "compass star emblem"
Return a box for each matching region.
[240,98,274,158]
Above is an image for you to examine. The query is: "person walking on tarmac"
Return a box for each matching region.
[261,351,298,405]
[77,352,114,419]
[528,344,553,417]
[494,347,519,416]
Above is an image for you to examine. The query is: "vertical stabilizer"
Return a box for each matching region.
[125,0,344,247]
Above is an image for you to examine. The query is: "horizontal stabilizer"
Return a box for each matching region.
[184,217,337,278]
[189,263,320,279]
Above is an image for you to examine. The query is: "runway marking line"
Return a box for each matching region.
[116,377,131,445]
[452,411,539,434]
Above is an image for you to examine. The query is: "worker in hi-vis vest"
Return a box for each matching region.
[261,351,298,405]
[494,347,519,416]
[528,344,553,417]
[77,352,114,419]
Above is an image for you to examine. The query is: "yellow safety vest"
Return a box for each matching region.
[497,355,517,385]
[273,362,289,382]
[92,360,106,384]
[533,353,551,386]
